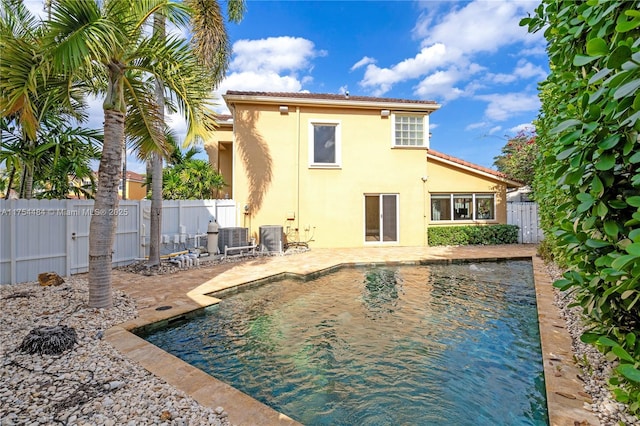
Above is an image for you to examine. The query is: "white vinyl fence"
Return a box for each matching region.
[0,199,236,284]
[507,202,544,244]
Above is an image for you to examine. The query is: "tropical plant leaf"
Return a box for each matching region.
[613,346,636,363]
[617,364,640,383]
[586,38,608,56]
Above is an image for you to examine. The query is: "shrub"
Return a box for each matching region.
[427,224,519,246]
[522,0,640,413]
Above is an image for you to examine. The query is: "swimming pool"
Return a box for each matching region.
[142,260,548,425]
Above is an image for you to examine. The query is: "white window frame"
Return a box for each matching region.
[391,113,429,148]
[430,193,497,222]
[308,119,341,168]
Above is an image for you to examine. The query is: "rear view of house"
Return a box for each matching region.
[208,91,521,248]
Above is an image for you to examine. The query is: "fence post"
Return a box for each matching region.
[10,199,16,285]
[66,200,72,277]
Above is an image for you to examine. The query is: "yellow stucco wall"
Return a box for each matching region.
[204,124,233,198]
[232,104,432,247]
[426,158,508,224]
[125,181,147,200]
[229,101,512,248]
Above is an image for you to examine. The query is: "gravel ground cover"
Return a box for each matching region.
[0,279,231,426]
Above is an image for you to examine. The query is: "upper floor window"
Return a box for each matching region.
[309,120,341,168]
[393,114,428,147]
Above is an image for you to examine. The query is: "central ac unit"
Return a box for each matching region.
[218,227,249,252]
[259,225,283,253]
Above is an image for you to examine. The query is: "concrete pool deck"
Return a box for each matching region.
[106,244,599,426]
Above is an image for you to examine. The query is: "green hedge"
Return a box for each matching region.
[427,224,519,246]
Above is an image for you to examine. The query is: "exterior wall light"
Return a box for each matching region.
[380,109,390,117]
[279,105,289,114]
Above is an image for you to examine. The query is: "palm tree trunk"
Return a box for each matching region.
[88,108,123,308]
[88,62,125,309]
[23,163,34,199]
[148,151,163,266]
[147,13,165,267]
[5,165,16,199]
[21,139,35,199]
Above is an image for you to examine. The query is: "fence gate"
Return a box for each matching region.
[507,202,543,244]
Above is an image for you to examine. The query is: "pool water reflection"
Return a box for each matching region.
[142,260,548,425]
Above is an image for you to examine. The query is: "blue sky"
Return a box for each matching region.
[24,0,549,174]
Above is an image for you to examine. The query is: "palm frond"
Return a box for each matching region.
[0,4,48,139]
[46,0,124,73]
[0,0,43,38]
[132,0,191,31]
[127,31,217,147]
[184,0,232,84]
[123,73,167,160]
[227,0,246,23]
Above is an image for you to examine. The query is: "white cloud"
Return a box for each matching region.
[360,43,449,94]
[230,36,325,74]
[416,2,537,54]
[357,1,544,100]
[465,122,488,131]
[487,73,517,84]
[509,123,536,134]
[488,126,503,135]
[475,93,541,121]
[216,36,325,99]
[351,56,376,71]
[218,72,303,95]
[486,59,547,85]
[83,95,104,131]
[414,69,465,101]
[513,59,547,81]
[22,1,46,19]
[520,45,548,57]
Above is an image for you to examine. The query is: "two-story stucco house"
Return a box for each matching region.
[206,91,521,248]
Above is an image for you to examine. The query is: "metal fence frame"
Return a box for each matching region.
[0,199,236,284]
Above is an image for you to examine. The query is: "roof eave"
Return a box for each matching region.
[427,153,523,188]
[223,93,441,113]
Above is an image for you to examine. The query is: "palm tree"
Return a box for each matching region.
[147,12,166,267]
[161,145,226,200]
[146,0,244,267]
[34,123,102,199]
[46,0,220,308]
[0,0,88,199]
[1,115,101,199]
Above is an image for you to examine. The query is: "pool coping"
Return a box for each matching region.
[106,246,600,426]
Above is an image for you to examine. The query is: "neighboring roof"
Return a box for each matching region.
[223,91,440,113]
[427,149,523,188]
[125,171,145,182]
[214,114,233,126]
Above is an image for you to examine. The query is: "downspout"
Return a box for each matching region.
[229,104,238,227]
[423,140,430,247]
[422,175,428,246]
[296,106,301,231]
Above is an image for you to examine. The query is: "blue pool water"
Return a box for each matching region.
[142,260,548,425]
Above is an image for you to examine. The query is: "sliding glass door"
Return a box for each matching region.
[364,194,398,243]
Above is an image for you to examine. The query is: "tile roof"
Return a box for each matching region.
[427,149,522,185]
[125,171,145,182]
[224,90,438,106]
[214,113,233,122]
